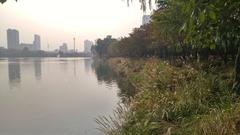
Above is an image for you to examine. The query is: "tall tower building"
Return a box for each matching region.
[84,40,93,53]
[33,34,41,50]
[142,15,151,25]
[7,29,19,50]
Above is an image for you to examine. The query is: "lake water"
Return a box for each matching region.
[0,58,120,135]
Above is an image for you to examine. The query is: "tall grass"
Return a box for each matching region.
[97,58,238,135]
[96,103,130,135]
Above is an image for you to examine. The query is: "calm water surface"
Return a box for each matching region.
[0,58,120,135]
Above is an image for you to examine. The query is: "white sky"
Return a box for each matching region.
[0,0,151,51]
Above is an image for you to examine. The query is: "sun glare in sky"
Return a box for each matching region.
[0,0,150,51]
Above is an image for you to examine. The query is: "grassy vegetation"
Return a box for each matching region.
[97,58,240,135]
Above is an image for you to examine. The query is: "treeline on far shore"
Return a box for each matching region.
[0,48,91,57]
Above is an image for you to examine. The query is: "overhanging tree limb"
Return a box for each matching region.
[0,0,17,4]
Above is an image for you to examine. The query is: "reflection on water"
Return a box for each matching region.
[0,58,120,135]
[8,58,42,89]
[34,59,42,80]
[59,59,69,72]
[8,59,21,88]
[92,60,117,86]
[6,58,134,101]
[84,58,93,73]
[6,58,133,97]
[1,58,134,134]
[91,60,135,100]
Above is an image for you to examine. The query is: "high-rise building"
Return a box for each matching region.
[7,29,41,51]
[84,40,93,53]
[142,15,151,25]
[7,29,19,50]
[34,34,41,50]
[59,43,68,53]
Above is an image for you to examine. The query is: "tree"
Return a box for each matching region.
[151,0,193,59]
[130,0,240,92]
[182,1,239,61]
[182,0,240,92]
[106,24,153,58]
[0,0,17,4]
[92,35,117,58]
[127,0,153,12]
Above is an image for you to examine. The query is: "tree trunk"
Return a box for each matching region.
[233,47,240,94]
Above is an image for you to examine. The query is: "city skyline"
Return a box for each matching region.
[7,28,41,51]
[0,0,153,51]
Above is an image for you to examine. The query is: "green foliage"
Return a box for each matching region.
[107,25,153,57]
[184,0,240,52]
[92,35,117,58]
[124,0,240,62]
[93,0,239,63]
[152,0,191,45]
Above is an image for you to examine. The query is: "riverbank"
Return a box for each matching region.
[98,57,240,135]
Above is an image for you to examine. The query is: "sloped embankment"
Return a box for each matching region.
[98,57,239,135]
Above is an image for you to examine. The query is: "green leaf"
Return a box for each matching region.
[209,11,217,21]
[199,12,205,23]
[210,43,216,50]
[188,17,194,31]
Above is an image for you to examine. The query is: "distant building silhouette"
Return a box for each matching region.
[59,43,68,53]
[34,35,41,50]
[7,29,41,51]
[84,40,93,53]
[142,15,151,25]
[20,43,35,51]
[7,29,20,50]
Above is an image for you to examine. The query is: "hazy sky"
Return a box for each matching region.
[0,0,151,51]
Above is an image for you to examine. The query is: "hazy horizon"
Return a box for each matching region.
[0,0,152,52]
